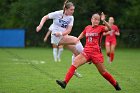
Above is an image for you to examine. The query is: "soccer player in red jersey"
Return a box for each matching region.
[56,13,121,91]
[103,17,120,63]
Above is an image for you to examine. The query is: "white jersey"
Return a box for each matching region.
[47,10,74,45]
[48,10,74,33]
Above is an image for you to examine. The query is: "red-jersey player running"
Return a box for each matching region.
[103,17,120,63]
[56,13,121,91]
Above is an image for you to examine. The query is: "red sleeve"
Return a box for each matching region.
[83,26,89,35]
[100,25,106,32]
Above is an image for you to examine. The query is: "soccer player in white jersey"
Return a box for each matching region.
[36,0,83,77]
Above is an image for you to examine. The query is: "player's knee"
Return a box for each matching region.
[110,50,114,53]
[73,38,79,45]
[73,63,79,68]
[73,60,81,68]
[98,68,107,75]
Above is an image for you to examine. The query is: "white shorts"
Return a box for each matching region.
[51,34,63,46]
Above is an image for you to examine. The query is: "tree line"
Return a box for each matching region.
[0,0,140,47]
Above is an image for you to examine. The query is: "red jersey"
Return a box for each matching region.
[105,24,119,41]
[83,25,106,53]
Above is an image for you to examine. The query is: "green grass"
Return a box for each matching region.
[0,48,140,93]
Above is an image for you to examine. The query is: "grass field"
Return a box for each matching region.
[0,48,140,93]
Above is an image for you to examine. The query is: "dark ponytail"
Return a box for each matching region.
[62,0,69,18]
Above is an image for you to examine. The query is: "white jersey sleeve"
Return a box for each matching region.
[68,16,74,26]
[48,10,63,19]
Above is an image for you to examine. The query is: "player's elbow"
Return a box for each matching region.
[103,33,106,36]
[42,15,48,21]
[117,33,120,36]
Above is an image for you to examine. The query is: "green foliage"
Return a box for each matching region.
[118,0,140,29]
[0,0,140,47]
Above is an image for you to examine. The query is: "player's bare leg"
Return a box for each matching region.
[59,35,79,45]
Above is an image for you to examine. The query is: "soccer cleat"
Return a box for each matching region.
[74,71,82,78]
[56,80,66,89]
[114,82,121,91]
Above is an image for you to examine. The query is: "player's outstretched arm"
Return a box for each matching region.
[78,32,85,40]
[101,12,111,31]
[36,15,49,32]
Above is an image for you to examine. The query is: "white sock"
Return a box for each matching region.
[71,54,75,65]
[57,48,63,61]
[75,42,84,53]
[53,48,58,62]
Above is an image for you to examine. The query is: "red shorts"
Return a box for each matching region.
[105,39,116,46]
[81,51,104,64]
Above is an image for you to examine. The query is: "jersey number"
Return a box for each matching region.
[88,37,93,42]
[61,24,67,28]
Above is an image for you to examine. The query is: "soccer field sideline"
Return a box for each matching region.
[0,48,140,93]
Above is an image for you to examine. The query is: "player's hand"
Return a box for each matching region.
[101,12,105,21]
[115,32,120,36]
[44,37,48,42]
[77,38,80,42]
[36,25,42,32]
[53,32,62,37]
